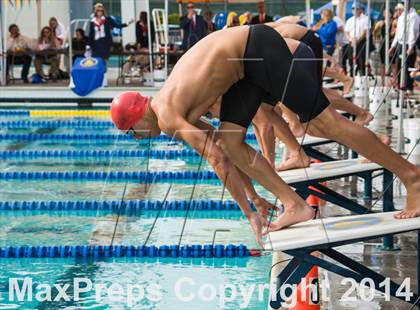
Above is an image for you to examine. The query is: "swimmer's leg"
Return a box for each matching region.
[324,66,354,94]
[252,110,276,166]
[279,103,305,137]
[216,120,314,229]
[323,88,373,126]
[306,106,420,219]
[254,104,310,171]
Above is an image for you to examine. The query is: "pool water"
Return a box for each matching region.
[0,113,279,309]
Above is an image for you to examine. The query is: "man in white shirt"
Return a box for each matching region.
[344,2,370,75]
[389,1,419,91]
[6,24,34,83]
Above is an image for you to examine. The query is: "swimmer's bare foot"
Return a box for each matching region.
[343,77,354,94]
[276,150,311,171]
[395,170,420,219]
[264,203,315,233]
[355,111,374,126]
[289,121,305,137]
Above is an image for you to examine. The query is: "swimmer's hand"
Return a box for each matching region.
[252,196,277,218]
[248,212,268,248]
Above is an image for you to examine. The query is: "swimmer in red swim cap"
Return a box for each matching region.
[110,24,420,247]
[111,91,160,139]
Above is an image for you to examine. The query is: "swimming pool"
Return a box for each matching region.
[0,108,279,309]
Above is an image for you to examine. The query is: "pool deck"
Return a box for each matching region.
[0,84,159,105]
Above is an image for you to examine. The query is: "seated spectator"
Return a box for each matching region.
[49,17,67,47]
[34,26,60,81]
[251,2,273,24]
[315,9,338,56]
[6,24,33,83]
[180,2,207,50]
[72,28,88,63]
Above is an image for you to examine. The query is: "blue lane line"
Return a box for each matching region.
[0,133,257,142]
[0,199,240,211]
[0,244,250,259]
[0,149,201,159]
[0,170,219,181]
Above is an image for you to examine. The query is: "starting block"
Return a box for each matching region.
[265,211,420,309]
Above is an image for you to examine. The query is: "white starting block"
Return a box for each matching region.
[266,211,420,309]
[278,159,393,217]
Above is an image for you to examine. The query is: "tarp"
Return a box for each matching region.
[71,57,105,96]
[313,1,381,22]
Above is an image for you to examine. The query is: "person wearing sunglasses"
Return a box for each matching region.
[111,23,420,246]
[180,2,208,50]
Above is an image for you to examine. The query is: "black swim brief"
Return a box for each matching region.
[300,30,324,85]
[220,24,330,128]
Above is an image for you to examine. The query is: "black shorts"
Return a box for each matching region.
[220,24,330,128]
[300,30,324,85]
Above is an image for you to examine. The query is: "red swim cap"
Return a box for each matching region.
[110,91,149,130]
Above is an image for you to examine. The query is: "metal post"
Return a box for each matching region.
[382,169,398,250]
[305,0,311,27]
[363,173,372,200]
[417,230,420,309]
[164,0,169,79]
[0,0,8,86]
[146,0,154,79]
[352,3,357,82]
[397,0,408,154]
[364,0,370,109]
[384,0,390,122]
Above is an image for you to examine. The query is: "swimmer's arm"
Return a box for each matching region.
[194,119,275,212]
[162,117,255,218]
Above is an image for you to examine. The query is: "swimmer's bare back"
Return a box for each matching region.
[150,25,300,131]
[266,22,308,41]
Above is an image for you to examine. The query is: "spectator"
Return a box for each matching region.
[373,9,394,85]
[315,9,338,56]
[332,14,345,71]
[241,12,253,25]
[344,2,370,75]
[389,0,419,92]
[34,26,60,81]
[88,3,132,62]
[203,9,216,33]
[136,11,154,49]
[228,15,240,28]
[71,28,88,63]
[6,24,33,83]
[180,2,208,50]
[49,17,67,47]
[122,11,154,79]
[251,2,272,24]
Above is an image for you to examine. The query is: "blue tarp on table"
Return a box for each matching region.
[71,57,106,96]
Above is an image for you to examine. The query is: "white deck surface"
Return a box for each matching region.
[278,159,381,184]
